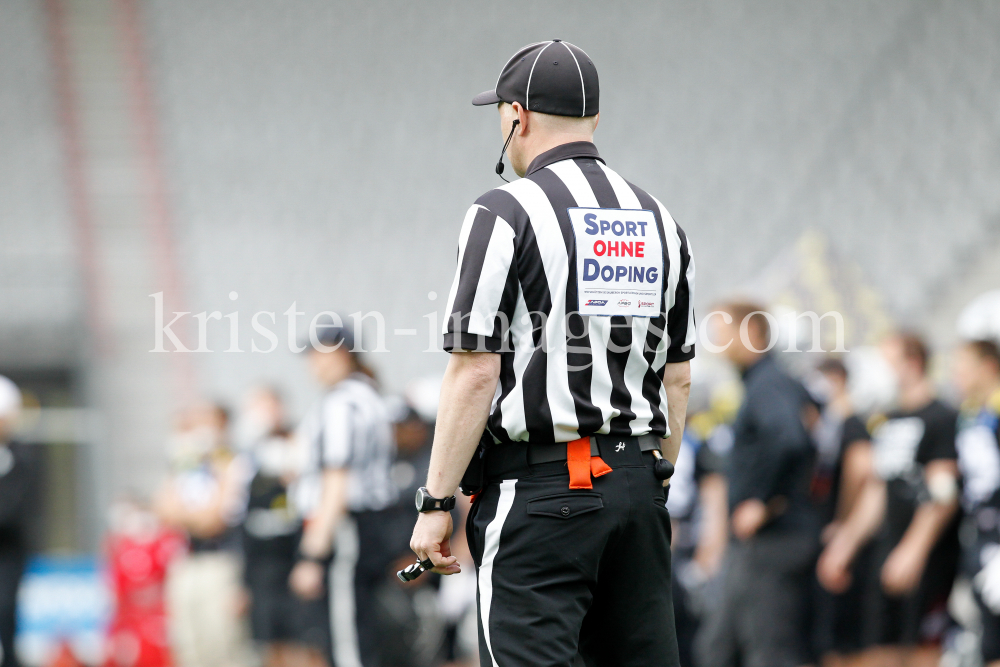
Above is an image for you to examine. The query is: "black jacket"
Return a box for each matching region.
[727,355,817,534]
[0,441,39,553]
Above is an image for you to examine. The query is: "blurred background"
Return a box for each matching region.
[2,0,1000,666]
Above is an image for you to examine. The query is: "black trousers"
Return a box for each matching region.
[351,509,399,667]
[467,439,678,667]
[694,532,817,667]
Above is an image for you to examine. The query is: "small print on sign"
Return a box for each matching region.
[568,207,663,317]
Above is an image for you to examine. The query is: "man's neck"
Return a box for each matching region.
[898,377,934,412]
[738,352,767,374]
[516,134,594,177]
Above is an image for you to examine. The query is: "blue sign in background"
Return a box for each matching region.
[16,555,110,666]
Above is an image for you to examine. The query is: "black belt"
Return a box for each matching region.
[526,434,663,465]
[462,434,673,495]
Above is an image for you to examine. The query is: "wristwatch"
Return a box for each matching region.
[415,486,456,513]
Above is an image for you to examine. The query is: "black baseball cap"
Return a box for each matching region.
[300,319,356,352]
[472,40,599,117]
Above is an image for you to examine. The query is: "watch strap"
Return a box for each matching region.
[417,487,456,512]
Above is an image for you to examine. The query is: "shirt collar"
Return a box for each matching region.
[525,141,604,176]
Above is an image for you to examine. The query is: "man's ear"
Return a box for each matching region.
[593,112,600,132]
[512,101,528,135]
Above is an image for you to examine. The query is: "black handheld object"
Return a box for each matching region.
[397,558,435,583]
[460,434,491,497]
[651,449,675,481]
[495,119,520,182]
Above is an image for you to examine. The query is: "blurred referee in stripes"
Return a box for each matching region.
[409,41,696,667]
[290,323,398,667]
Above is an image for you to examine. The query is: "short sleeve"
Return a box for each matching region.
[321,395,353,469]
[665,224,696,363]
[842,415,870,447]
[917,404,958,464]
[442,203,518,352]
[695,435,725,478]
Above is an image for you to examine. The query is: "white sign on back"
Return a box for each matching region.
[568,207,663,317]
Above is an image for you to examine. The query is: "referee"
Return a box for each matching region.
[290,325,398,667]
[409,40,696,667]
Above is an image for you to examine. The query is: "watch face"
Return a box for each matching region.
[415,488,426,512]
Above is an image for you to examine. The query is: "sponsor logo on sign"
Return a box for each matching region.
[639,301,655,308]
[617,299,631,307]
[585,299,608,307]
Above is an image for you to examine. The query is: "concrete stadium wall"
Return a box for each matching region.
[141,0,1000,403]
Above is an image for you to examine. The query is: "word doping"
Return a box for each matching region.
[582,262,658,283]
[580,212,659,284]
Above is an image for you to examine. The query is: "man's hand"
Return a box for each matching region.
[410,511,461,575]
[816,534,855,594]
[289,560,326,600]
[881,541,926,595]
[731,498,768,540]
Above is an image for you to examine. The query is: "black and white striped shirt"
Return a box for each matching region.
[296,374,397,512]
[443,141,695,444]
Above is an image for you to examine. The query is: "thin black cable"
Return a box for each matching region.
[495,119,520,183]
